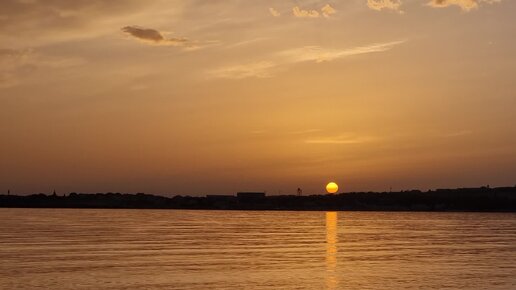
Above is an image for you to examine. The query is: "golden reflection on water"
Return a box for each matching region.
[1,210,516,289]
[326,211,338,290]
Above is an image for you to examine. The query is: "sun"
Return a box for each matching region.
[326,182,339,194]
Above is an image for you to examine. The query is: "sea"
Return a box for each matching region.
[0,209,515,289]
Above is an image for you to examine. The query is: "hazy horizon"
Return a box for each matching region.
[3,184,516,197]
[1,0,515,195]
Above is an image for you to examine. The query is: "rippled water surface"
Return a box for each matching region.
[0,209,515,289]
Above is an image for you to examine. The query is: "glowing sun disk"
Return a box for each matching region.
[326,182,338,194]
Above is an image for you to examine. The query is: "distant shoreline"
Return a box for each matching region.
[1,186,515,212]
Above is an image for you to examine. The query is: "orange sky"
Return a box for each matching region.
[1,0,515,195]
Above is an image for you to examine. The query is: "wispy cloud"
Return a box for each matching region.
[269,7,281,17]
[292,4,337,18]
[0,0,150,46]
[207,61,276,79]
[305,135,377,144]
[279,40,406,63]
[0,48,84,89]
[292,6,320,18]
[427,0,501,11]
[367,0,403,12]
[367,0,502,13]
[321,4,337,17]
[227,37,270,49]
[209,40,406,79]
[270,4,336,18]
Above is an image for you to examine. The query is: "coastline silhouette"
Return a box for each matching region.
[1,186,515,212]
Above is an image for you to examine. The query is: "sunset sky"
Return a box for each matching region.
[1,0,515,195]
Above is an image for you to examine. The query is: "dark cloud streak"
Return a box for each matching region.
[121,26,188,46]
